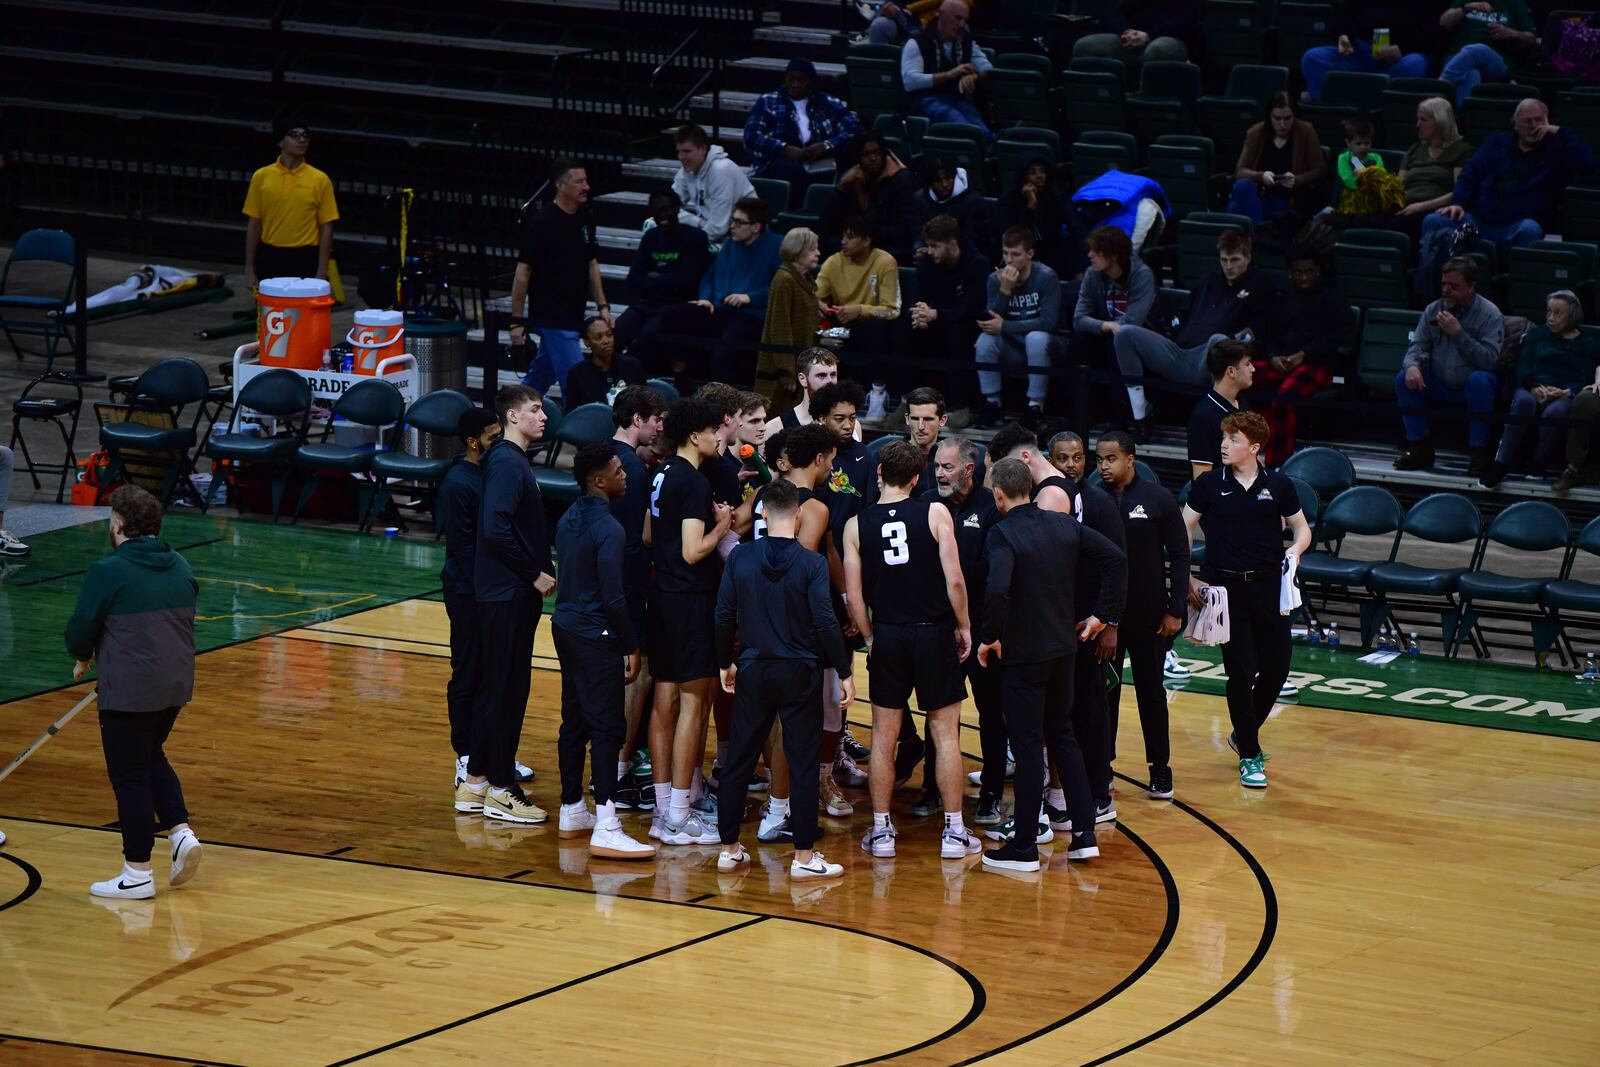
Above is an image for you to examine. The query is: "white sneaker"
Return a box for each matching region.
[0,529,29,558]
[659,811,720,845]
[860,824,897,858]
[0,829,6,847]
[558,806,596,839]
[589,823,656,860]
[91,865,155,899]
[515,761,535,782]
[940,827,983,858]
[169,828,202,888]
[757,806,793,842]
[455,755,468,787]
[1278,681,1299,701]
[718,846,751,872]
[791,851,845,880]
[1163,650,1190,679]
[1095,800,1118,824]
[648,816,664,841]
[967,753,1016,786]
[832,750,868,788]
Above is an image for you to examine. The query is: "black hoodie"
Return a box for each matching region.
[474,438,553,602]
[915,167,997,261]
[999,151,1078,275]
[714,535,851,671]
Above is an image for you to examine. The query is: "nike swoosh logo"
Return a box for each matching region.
[1220,491,1235,496]
[117,880,151,891]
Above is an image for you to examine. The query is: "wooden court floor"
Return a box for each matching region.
[2,596,1599,1065]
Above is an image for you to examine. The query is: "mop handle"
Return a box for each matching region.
[0,691,97,785]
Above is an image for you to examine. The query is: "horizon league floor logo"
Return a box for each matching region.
[1171,657,1600,726]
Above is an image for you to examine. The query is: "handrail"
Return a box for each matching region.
[650,30,701,92]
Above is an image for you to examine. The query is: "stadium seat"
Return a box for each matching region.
[365,388,474,531]
[1200,0,1269,76]
[751,177,792,217]
[1174,213,1252,288]
[995,53,1054,84]
[1287,475,1322,528]
[1272,2,1336,74]
[1452,501,1570,659]
[1126,61,1202,142]
[1356,307,1417,397]
[846,56,904,122]
[1070,138,1134,182]
[1146,142,1211,222]
[1282,446,1356,500]
[0,228,80,371]
[1366,492,1483,651]
[533,402,617,503]
[1460,92,1523,149]
[1557,88,1600,156]
[1334,231,1412,311]
[1545,514,1600,665]
[204,368,312,520]
[99,358,211,507]
[990,67,1054,130]
[1197,65,1288,161]
[774,182,833,234]
[647,378,679,402]
[1297,485,1402,634]
[1561,184,1600,244]
[291,378,405,524]
[1059,68,1127,135]
[1302,71,1387,148]
[1506,245,1590,321]
[866,433,905,458]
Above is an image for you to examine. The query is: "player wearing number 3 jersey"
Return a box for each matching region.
[842,440,981,861]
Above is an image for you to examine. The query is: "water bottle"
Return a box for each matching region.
[1306,621,1322,646]
[1406,632,1420,656]
[1372,27,1390,58]
[1326,621,1341,649]
[1581,652,1600,681]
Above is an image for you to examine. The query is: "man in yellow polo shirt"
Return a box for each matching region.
[242,120,338,288]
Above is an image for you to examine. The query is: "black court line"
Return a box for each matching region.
[324,845,356,856]
[686,891,715,903]
[324,916,771,1065]
[0,1034,248,1067]
[0,851,41,912]
[10,535,225,587]
[273,633,561,668]
[505,868,535,879]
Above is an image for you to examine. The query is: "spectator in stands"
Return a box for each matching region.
[1333,117,1395,216]
[513,158,610,396]
[651,197,781,384]
[817,215,901,365]
[901,0,993,136]
[1112,229,1272,440]
[820,132,920,264]
[615,191,713,360]
[0,445,26,558]
[1071,0,1198,67]
[915,155,994,261]
[868,0,919,44]
[998,151,1075,278]
[1187,340,1252,479]
[1389,99,1475,235]
[1482,290,1600,488]
[1229,93,1327,224]
[975,227,1060,428]
[756,227,823,412]
[672,123,756,247]
[1557,378,1600,493]
[1424,98,1595,252]
[1300,3,1435,100]
[242,120,338,288]
[1254,249,1354,466]
[1439,0,1539,107]
[1073,225,1156,356]
[1395,256,1504,473]
[565,317,646,410]
[744,59,861,191]
[911,213,989,415]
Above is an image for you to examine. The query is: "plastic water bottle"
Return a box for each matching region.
[1379,630,1394,653]
[1306,621,1322,646]
[1326,621,1341,649]
[1581,653,1600,681]
[1406,632,1420,656]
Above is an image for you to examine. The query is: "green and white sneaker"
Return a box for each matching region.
[629,749,653,778]
[1239,754,1268,789]
[983,814,1053,844]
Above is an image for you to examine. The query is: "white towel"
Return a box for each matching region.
[1183,585,1230,646]
[1280,553,1302,615]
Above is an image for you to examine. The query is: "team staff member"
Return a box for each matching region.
[242,120,337,287]
[1096,432,1189,800]
[647,398,734,844]
[438,408,533,792]
[1187,340,1252,479]
[1183,411,1310,790]
[66,486,202,899]
[844,441,978,860]
[715,480,854,881]
[978,459,1127,873]
[553,443,654,860]
[610,386,667,810]
[987,422,1081,519]
[456,386,555,825]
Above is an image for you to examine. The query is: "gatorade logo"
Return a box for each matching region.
[355,328,382,347]
[263,308,299,360]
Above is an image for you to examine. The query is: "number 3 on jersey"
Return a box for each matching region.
[650,471,665,518]
[881,520,908,565]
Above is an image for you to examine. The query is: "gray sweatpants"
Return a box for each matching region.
[1112,326,1225,389]
[0,445,13,515]
[977,330,1057,405]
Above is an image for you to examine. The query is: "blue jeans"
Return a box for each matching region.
[1497,388,1575,464]
[1420,210,1543,251]
[914,94,992,139]
[1301,44,1430,100]
[1227,178,1293,225]
[1395,365,1499,447]
[1441,43,1509,107]
[521,326,583,395]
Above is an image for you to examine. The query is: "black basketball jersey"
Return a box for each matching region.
[1032,473,1082,521]
[747,482,814,542]
[650,454,717,593]
[857,498,953,625]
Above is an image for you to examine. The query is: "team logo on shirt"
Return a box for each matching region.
[1127,504,1149,519]
[963,513,982,528]
[827,468,861,496]
[1258,489,1274,501]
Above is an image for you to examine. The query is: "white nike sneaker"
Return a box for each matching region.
[940,827,983,858]
[515,761,536,782]
[91,865,156,900]
[558,805,596,839]
[589,823,656,860]
[659,811,720,845]
[718,846,751,872]
[169,827,202,887]
[791,851,845,880]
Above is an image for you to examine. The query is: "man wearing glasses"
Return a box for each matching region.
[242,120,338,288]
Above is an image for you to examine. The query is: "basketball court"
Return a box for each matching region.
[1,513,1597,1065]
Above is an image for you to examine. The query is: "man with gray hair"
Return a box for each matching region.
[1395,257,1504,473]
[900,0,993,135]
[1423,98,1595,252]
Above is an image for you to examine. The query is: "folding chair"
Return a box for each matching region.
[98,358,211,506]
[204,368,313,519]
[9,372,83,504]
[0,228,80,370]
[532,402,623,504]
[1452,501,1570,659]
[291,379,406,523]
[364,388,474,531]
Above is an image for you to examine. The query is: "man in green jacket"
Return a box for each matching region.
[65,485,201,899]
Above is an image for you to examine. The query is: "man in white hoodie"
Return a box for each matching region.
[672,124,756,247]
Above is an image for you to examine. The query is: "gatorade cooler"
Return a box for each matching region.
[346,309,405,375]
[257,277,333,369]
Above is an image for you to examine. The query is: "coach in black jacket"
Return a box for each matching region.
[978,458,1126,873]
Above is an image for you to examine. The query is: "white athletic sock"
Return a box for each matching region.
[617,760,629,779]
[670,787,692,824]
[654,782,672,812]
[1127,385,1148,421]
[123,863,152,883]
[463,780,486,794]
[873,811,892,831]
[1047,787,1066,810]
[769,796,791,817]
[562,801,588,817]
[943,811,965,835]
[716,741,730,766]
[596,801,619,830]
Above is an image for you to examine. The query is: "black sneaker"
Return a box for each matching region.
[909,788,942,817]
[613,781,644,809]
[893,736,926,787]
[630,772,657,811]
[981,839,1041,872]
[1066,830,1100,860]
[972,399,1003,429]
[973,795,1002,825]
[1130,418,1153,445]
[1148,766,1174,800]
[841,727,871,762]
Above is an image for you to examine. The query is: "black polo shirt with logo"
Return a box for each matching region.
[1186,462,1300,574]
[1186,389,1240,470]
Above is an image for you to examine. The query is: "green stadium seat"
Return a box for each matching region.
[1356,307,1418,396]
[1059,67,1127,135]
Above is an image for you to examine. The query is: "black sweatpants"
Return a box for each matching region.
[444,591,480,757]
[920,656,1005,799]
[99,706,188,864]
[1109,625,1170,771]
[553,625,626,806]
[718,659,823,849]
[1071,635,1113,804]
[254,242,319,282]
[1003,653,1093,849]
[469,592,539,788]
[1214,574,1292,761]
[647,303,764,385]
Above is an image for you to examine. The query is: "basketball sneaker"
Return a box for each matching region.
[757,807,793,843]
[589,823,655,860]
[455,754,468,787]
[973,796,1002,825]
[1163,650,1191,679]
[1278,681,1299,701]
[832,750,868,788]
[981,840,1040,872]
[984,815,1052,844]
[1043,800,1072,833]
[91,864,156,899]
[841,726,870,761]
[1148,767,1174,799]
[820,773,854,816]
[1239,754,1269,788]
[940,827,983,858]
[718,845,751,872]
[558,805,596,839]
[659,811,720,845]
[454,780,486,813]
[1065,830,1100,860]
[169,827,202,887]
[0,529,29,558]
[860,824,897,857]
[968,746,1015,786]
[515,761,536,782]
[791,852,845,880]
[1095,799,1118,824]
[484,786,547,824]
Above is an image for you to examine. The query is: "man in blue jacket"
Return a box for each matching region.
[553,442,654,859]
[743,58,861,188]
[455,385,556,826]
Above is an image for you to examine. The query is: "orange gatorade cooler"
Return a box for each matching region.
[257,277,333,369]
[346,309,405,374]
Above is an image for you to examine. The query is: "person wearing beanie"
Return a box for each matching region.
[242,118,338,289]
[743,58,862,191]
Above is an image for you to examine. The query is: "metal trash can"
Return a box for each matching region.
[404,316,469,459]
